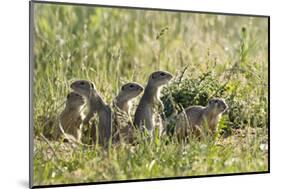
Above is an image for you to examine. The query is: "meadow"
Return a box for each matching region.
[32,3,269,186]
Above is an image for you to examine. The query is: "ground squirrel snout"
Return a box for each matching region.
[134,71,173,135]
[176,98,228,139]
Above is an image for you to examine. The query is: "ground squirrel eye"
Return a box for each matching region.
[129,84,135,88]
[160,72,166,76]
[80,81,85,85]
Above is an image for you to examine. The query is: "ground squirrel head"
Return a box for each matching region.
[70,80,96,99]
[65,92,85,108]
[118,82,144,100]
[207,98,228,115]
[115,82,144,114]
[148,71,173,87]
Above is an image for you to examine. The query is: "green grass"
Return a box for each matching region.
[32,3,268,186]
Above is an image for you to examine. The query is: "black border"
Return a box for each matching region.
[29,0,270,188]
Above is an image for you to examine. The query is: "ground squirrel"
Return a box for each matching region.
[112,82,144,143]
[114,82,144,114]
[175,98,228,139]
[70,80,112,146]
[134,71,173,136]
[59,92,85,142]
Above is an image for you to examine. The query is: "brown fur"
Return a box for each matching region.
[175,98,228,139]
[70,80,112,146]
[59,92,85,142]
[113,82,144,144]
[134,71,173,136]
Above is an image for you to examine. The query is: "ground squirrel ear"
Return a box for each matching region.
[67,93,70,99]
[90,82,94,90]
[121,85,125,91]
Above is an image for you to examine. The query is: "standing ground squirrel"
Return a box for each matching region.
[70,80,112,146]
[114,82,144,114]
[175,98,228,139]
[134,71,173,136]
[59,92,85,142]
[112,82,144,143]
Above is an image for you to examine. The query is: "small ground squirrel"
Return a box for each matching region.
[175,98,228,139]
[70,80,112,146]
[114,82,144,114]
[112,82,144,143]
[59,92,85,142]
[134,71,173,136]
